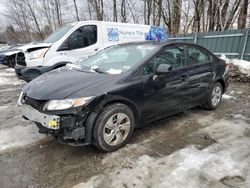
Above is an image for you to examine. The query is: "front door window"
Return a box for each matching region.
[67,25,97,49]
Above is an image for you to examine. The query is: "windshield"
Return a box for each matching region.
[43,25,74,43]
[78,44,157,74]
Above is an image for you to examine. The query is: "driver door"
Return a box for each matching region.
[142,45,191,121]
[62,24,100,63]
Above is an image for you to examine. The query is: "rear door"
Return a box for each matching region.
[141,44,191,120]
[185,45,214,104]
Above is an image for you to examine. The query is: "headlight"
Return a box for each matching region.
[27,48,49,60]
[43,97,94,111]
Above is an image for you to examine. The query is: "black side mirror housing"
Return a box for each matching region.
[156,64,172,75]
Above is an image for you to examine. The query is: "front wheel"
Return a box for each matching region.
[205,82,223,110]
[93,103,135,152]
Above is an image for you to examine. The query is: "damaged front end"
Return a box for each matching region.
[15,44,51,81]
[19,93,94,146]
[0,50,21,67]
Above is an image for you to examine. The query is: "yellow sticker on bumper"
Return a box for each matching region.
[48,120,58,128]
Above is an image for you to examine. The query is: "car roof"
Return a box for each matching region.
[116,41,203,48]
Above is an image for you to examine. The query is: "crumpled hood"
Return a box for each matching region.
[19,42,52,52]
[3,43,52,56]
[22,67,116,100]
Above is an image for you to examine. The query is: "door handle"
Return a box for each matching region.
[180,75,187,81]
[94,48,98,51]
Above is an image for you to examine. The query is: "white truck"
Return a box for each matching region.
[15,21,167,81]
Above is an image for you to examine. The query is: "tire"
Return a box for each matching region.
[205,82,223,110]
[93,103,135,152]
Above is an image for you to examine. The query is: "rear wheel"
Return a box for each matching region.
[205,82,223,110]
[93,103,135,152]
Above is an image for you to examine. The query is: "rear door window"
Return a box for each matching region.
[68,25,97,49]
[187,46,209,65]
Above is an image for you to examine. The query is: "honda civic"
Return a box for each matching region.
[18,42,229,152]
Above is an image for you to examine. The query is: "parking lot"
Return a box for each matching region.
[0,64,249,188]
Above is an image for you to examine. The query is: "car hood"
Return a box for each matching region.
[22,67,117,100]
[2,43,52,56]
[19,42,52,52]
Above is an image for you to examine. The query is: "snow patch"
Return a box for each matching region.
[0,124,48,153]
[73,117,250,188]
[0,67,24,86]
[5,68,15,73]
[222,94,236,100]
[221,56,250,76]
[230,59,250,76]
[0,75,24,85]
[0,72,15,77]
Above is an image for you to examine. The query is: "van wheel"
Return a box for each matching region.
[205,82,223,110]
[23,70,42,82]
[93,103,135,152]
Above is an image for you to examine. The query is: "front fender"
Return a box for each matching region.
[44,54,70,66]
[84,94,141,144]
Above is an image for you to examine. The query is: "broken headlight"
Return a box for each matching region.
[43,97,94,111]
[27,48,49,60]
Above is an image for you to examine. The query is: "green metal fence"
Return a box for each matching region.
[169,28,250,61]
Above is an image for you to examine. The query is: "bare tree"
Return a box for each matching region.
[89,0,104,21]
[221,0,230,28]
[2,0,250,43]
[24,0,44,40]
[171,0,182,34]
[156,0,162,26]
[40,0,53,30]
[120,0,127,22]
[73,0,80,21]
[224,0,242,29]
[51,0,63,27]
[238,0,248,29]
[113,0,117,22]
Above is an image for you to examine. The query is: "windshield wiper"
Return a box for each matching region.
[92,67,107,74]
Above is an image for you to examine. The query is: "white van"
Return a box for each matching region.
[15,21,167,81]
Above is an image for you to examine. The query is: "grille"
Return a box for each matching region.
[25,97,45,110]
[16,52,26,66]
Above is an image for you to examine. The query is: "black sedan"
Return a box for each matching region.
[18,42,229,152]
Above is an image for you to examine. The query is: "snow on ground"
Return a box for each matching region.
[222,94,236,100]
[0,67,24,85]
[73,116,250,188]
[221,55,250,76]
[0,67,48,153]
[0,124,48,153]
[229,59,250,76]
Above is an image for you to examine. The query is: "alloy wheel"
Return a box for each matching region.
[211,86,222,107]
[103,113,131,146]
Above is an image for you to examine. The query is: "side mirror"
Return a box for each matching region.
[58,39,71,51]
[156,64,172,75]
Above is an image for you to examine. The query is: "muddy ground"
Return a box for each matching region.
[0,64,249,188]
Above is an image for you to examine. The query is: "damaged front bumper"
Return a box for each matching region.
[21,103,90,146]
[22,104,60,129]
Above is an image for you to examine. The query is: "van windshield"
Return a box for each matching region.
[78,44,157,74]
[43,25,73,43]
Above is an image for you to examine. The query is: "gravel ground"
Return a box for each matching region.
[0,64,249,188]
